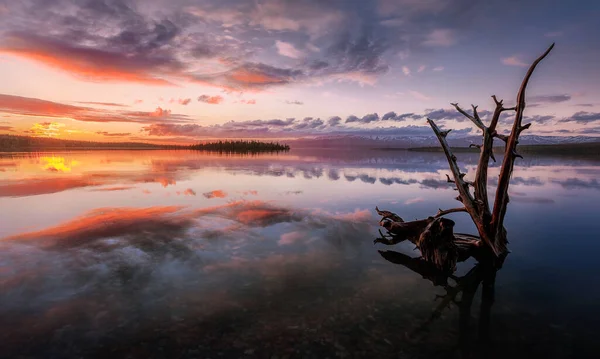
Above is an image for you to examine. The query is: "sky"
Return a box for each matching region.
[0,0,599,143]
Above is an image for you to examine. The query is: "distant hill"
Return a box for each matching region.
[287,134,600,149]
[0,134,168,151]
[0,135,290,153]
[409,142,600,158]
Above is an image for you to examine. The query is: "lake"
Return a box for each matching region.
[1,149,599,358]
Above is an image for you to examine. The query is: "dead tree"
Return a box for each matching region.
[376,43,555,267]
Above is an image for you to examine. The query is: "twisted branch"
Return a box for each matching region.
[490,43,555,255]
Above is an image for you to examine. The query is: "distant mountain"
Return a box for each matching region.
[287,134,600,149]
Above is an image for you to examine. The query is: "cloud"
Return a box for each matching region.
[77,102,127,107]
[0,177,100,197]
[183,188,196,196]
[0,125,15,132]
[0,32,177,85]
[423,29,457,47]
[419,178,454,189]
[26,122,64,137]
[381,111,418,122]
[5,206,189,247]
[417,65,426,73]
[527,115,555,124]
[529,94,571,103]
[0,94,189,124]
[198,95,224,104]
[278,231,305,246]
[343,114,380,125]
[192,63,303,91]
[275,40,303,59]
[240,99,256,105]
[560,111,600,124]
[551,178,600,190]
[402,66,411,76]
[0,1,399,91]
[432,66,444,71]
[89,186,135,192]
[203,190,228,199]
[501,56,528,67]
[405,197,424,205]
[409,90,431,101]
[285,100,304,105]
[178,98,192,106]
[328,116,342,126]
[96,131,131,137]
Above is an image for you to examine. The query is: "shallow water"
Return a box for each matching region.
[1,149,599,358]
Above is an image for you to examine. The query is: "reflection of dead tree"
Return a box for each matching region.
[375,43,555,265]
[378,250,496,356]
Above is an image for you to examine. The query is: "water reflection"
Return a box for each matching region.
[1,149,600,357]
[379,250,497,357]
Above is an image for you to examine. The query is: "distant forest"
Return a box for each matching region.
[189,140,290,153]
[0,134,290,153]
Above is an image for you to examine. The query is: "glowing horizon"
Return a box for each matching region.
[1,0,599,144]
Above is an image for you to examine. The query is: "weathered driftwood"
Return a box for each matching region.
[375,43,555,268]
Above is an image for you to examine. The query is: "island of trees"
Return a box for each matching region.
[188,140,290,153]
[0,135,290,153]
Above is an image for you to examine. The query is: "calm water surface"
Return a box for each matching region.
[1,149,599,358]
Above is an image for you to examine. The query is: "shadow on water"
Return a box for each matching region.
[379,249,497,359]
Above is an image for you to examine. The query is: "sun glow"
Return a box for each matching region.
[41,156,79,172]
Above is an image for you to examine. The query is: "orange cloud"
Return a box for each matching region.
[0,177,99,197]
[5,206,187,247]
[0,94,189,124]
[96,131,132,137]
[27,122,65,137]
[89,186,135,192]
[0,34,174,85]
[197,95,224,104]
[157,178,177,187]
[183,188,196,196]
[203,190,227,199]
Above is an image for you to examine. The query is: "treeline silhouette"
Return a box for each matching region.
[188,140,290,153]
[0,134,164,151]
[0,134,290,153]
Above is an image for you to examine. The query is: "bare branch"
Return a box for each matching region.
[426,118,480,218]
[450,103,485,131]
[494,133,508,142]
[491,43,555,256]
[435,207,468,218]
[472,105,482,123]
[491,95,502,106]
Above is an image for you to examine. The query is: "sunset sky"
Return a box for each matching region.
[0,0,599,143]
